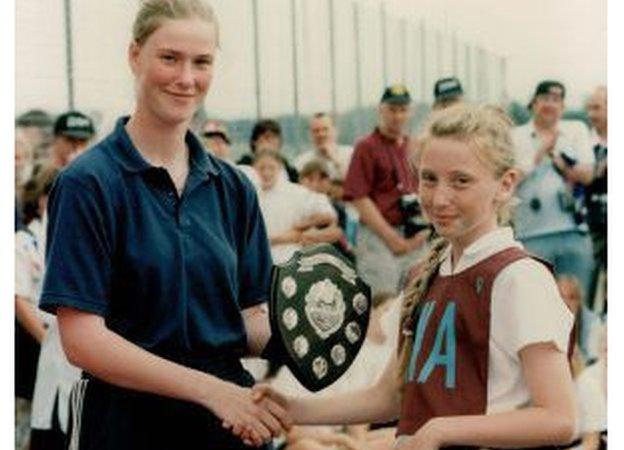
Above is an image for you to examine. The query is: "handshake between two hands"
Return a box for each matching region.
[211,383,292,448]
[210,382,443,450]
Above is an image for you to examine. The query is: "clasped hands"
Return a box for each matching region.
[210,383,292,447]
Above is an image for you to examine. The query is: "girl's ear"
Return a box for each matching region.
[128,41,141,76]
[496,168,519,203]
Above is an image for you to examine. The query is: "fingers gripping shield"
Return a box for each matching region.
[268,244,371,392]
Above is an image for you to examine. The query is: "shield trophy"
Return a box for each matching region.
[268,243,371,392]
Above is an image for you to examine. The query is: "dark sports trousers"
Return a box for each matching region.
[67,359,273,450]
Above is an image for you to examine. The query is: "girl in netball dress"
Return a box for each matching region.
[253,104,576,450]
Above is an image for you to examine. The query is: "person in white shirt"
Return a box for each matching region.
[295,113,353,182]
[253,149,341,265]
[573,324,607,450]
[15,163,52,450]
[511,81,595,306]
[254,104,576,450]
[16,165,82,450]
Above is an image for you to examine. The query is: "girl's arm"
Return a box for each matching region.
[57,307,288,447]
[403,342,576,449]
[254,351,402,426]
[15,295,47,343]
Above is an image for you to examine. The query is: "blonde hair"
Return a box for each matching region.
[398,104,517,383]
[420,103,517,225]
[133,0,220,46]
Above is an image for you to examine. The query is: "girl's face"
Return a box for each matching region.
[419,137,515,249]
[254,156,282,191]
[129,18,217,126]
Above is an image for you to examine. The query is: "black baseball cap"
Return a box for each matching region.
[528,80,565,108]
[434,77,463,102]
[53,111,95,140]
[380,84,411,105]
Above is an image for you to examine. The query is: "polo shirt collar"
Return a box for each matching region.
[110,116,221,178]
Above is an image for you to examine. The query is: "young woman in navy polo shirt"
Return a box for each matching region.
[40,1,288,449]
[255,104,577,450]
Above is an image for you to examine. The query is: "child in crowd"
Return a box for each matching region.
[253,149,342,264]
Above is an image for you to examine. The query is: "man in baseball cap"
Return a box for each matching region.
[343,84,429,300]
[433,77,464,110]
[49,111,96,168]
[527,80,565,110]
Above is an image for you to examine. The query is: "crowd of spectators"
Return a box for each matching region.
[14,77,607,450]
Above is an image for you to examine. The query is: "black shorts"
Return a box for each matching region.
[67,359,273,450]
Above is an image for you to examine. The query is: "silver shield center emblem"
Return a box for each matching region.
[304,279,346,340]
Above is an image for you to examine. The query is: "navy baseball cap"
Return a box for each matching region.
[380,84,411,105]
[434,77,463,102]
[54,111,95,140]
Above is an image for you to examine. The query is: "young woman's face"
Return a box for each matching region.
[254,156,282,191]
[419,138,513,249]
[129,18,217,126]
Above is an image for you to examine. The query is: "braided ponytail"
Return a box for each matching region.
[397,238,449,385]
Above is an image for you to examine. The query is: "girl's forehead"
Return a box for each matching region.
[420,138,494,174]
[144,18,217,50]
[421,138,472,163]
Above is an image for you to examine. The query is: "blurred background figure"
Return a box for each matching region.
[557,275,602,365]
[15,129,34,192]
[239,119,299,182]
[200,119,232,161]
[15,165,59,450]
[584,86,608,314]
[432,76,464,110]
[573,324,607,450]
[253,149,340,265]
[47,111,96,169]
[15,109,55,162]
[299,160,354,260]
[295,113,353,183]
[15,129,35,231]
[344,84,430,300]
[511,81,595,306]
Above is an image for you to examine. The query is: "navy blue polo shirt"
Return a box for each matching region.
[40,117,273,368]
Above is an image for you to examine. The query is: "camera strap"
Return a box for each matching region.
[387,137,417,195]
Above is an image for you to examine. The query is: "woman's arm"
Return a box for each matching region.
[400,342,576,449]
[57,307,288,446]
[15,295,46,343]
[242,304,271,357]
[255,352,402,426]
